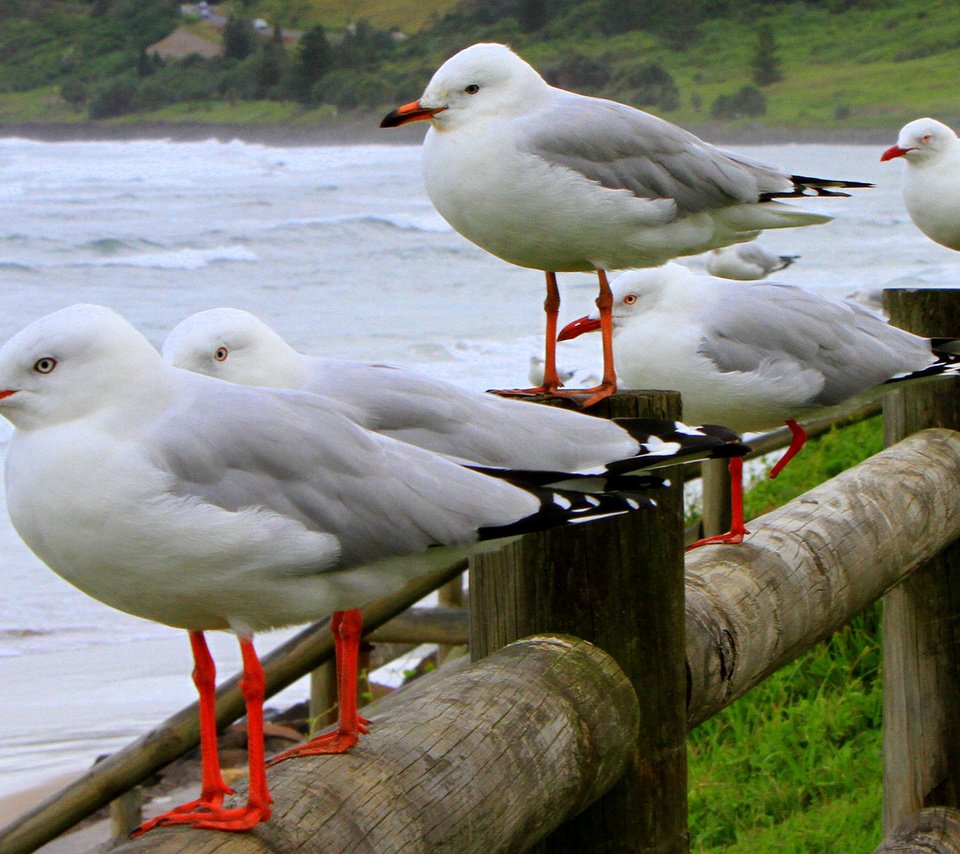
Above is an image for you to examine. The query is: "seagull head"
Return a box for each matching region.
[557,264,697,341]
[882,117,958,164]
[380,43,547,131]
[162,308,306,389]
[0,304,163,430]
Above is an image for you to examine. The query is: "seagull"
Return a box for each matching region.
[381,42,871,406]
[162,307,751,480]
[0,304,656,834]
[558,263,960,546]
[705,244,799,280]
[881,117,960,250]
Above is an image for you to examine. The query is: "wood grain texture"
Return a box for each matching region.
[686,428,960,729]
[470,390,689,854]
[110,635,639,854]
[882,289,960,834]
[874,807,960,853]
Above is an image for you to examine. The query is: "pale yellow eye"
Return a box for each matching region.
[214,347,228,362]
[623,294,639,305]
[33,357,57,374]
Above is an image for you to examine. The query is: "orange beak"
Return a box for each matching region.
[380,101,446,128]
[557,315,602,341]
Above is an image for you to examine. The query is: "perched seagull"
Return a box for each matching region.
[559,263,960,545]
[705,244,799,280]
[162,307,751,480]
[381,42,871,406]
[881,117,960,250]
[0,305,657,834]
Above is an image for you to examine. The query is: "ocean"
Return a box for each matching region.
[0,135,956,806]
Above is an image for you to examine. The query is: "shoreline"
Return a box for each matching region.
[0,117,895,147]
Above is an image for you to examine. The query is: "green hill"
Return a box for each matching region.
[0,0,958,130]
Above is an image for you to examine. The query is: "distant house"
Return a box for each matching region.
[147,27,221,60]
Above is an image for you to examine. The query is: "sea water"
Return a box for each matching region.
[0,136,955,803]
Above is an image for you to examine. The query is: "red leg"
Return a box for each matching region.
[769,420,807,479]
[132,631,235,836]
[686,457,750,549]
[135,636,273,834]
[267,608,366,766]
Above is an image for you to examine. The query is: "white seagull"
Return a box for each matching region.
[705,243,799,280]
[162,307,750,480]
[381,42,871,405]
[881,117,960,251]
[0,305,655,835]
[559,263,960,545]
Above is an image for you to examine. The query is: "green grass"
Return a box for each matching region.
[688,416,886,852]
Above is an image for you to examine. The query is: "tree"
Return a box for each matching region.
[751,24,783,86]
[223,14,256,61]
[296,24,332,99]
[518,0,548,32]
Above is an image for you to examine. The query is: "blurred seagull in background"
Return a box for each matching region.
[382,42,871,406]
[705,243,799,280]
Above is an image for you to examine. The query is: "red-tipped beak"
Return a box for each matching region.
[558,315,602,341]
[380,101,446,128]
[881,144,910,162]
[0,390,17,400]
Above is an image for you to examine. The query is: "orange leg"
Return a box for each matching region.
[576,269,618,407]
[768,420,807,479]
[686,457,750,550]
[267,608,367,766]
[133,635,273,835]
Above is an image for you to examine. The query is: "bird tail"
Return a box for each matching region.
[882,349,960,387]
[607,418,751,473]
[476,485,655,541]
[760,175,874,201]
[775,255,801,272]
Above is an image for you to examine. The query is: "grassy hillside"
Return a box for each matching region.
[0,0,959,129]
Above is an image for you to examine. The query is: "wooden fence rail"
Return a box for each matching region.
[109,635,639,854]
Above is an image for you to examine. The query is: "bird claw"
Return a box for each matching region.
[266,729,361,766]
[132,802,271,835]
[686,528,749,550]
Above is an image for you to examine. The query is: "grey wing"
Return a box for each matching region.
[518,91,795,217]
[302,359,640,470]
[146,379,539,568]
[699,283,935,405]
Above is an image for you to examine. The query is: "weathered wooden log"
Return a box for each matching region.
[874,807,960,853]
[110,635,639,854]
[0,559,468,854]
[367,605,468,645]
[471,390,689,854]
[686,427,960,728]
[882,289,960,833]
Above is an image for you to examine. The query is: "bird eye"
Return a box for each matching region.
[464,84,480,94]
[214,347,229,362]
[33,357,57,374]
[623,294,639,305]
[922,134,931,143]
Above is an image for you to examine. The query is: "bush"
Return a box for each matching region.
[710,85,766,119]
[88,75,137,118]
[543,52,611,92]
[611,61,680,111]
[313,69,390,110]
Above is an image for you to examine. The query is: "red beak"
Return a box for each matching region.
[380,101,446,128]
[881,144,909,162]
[0,390,17,400]
[558,315,602,341]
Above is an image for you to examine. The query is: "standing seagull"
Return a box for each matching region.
[559,263,960,545]
[705,244,799,280]
[381,42,871,406]
[162,307,750,478]
[881,117,960,251]
[0,305,654,834]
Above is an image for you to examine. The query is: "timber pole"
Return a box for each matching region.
[110,636,640,854]
[881,288,960,833]
[470,390,689,854]
[874,807,960,853]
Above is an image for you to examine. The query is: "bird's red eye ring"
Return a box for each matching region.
[33,357,57,374]
[214,347,228,362]
[623,294,639,305]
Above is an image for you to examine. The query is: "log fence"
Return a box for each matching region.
[1,288,958,853]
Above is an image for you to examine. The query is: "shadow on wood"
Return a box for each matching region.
[111,635,639,854]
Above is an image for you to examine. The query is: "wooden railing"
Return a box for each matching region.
[1,288,958,853]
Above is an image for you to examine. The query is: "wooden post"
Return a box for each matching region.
[111,636,640,854]
[881,288,960,833]
[470,390,688,854]
[874,807,960,853]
